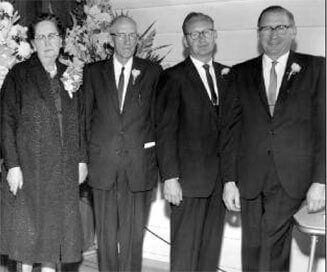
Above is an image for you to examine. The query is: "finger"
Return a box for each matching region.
[225,199,232,211]
[178,190,183,202]
[19,179,23,189]
[171,195,179,206]
[235,196,241,210]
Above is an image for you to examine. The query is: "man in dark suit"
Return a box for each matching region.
[156,12,231,272]
[222,6,325,272]
[83,15,162,271]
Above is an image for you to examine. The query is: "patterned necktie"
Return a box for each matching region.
[203,64,218,105]
[117,66,125,110]
[268,61,278,116]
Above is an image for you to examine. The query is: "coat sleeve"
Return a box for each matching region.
[312,56,326,183]
[80,64,95,162]
[155,69,181,181]
[1,68,21,169]
[220,67,242,183]
[77,71,88,163]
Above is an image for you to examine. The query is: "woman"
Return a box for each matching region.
[0,13,88,272]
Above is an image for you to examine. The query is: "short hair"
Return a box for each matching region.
[28,13,64,41]
[110,14,137,31]
[182,12,214,35]
[257,6,295,27]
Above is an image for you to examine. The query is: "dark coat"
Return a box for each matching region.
[223,51,326,199]
[155,57,233,197]
[83,57,162,191]
[0,54,86,263]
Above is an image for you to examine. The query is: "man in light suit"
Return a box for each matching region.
[83,15,162,271]
[156,12,232,271]
[223,6,325,272]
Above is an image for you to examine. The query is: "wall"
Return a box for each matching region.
[112,0,325,271]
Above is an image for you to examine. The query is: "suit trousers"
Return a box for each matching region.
[240,158,303,272]
[92,169,153,272]
[170,181,225,272]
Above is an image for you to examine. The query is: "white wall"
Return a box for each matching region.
[112,0,325,271]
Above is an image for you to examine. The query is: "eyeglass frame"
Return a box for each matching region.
[258,24,292,35]
[110,32,139,40]
[34,32,61,43]
[185,28,216,40]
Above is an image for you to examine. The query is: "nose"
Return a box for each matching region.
[44,37,51,46]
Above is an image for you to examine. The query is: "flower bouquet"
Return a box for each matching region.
[0,1,33,89]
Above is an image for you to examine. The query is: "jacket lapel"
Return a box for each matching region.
[184,57,218,120]
[102,58,120,113]
[123,57,144,113]
[253,56,271,117]
[274,51,301,117]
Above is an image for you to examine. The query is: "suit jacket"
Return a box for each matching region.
[83,56,162,191]
[156,57,233,197]
[223,51,326,199]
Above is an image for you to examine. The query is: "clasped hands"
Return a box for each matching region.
[7,163,88,196]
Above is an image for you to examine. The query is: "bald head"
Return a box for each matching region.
[110,15,137,33]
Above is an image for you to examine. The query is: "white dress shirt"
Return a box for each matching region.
[113,55,133,111]
[262,51,290,100]
[190,56,219,103]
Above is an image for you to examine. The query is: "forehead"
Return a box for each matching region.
[35,20,58,34]
[112,18,137,32]
[186,17,213,32]
[260,11,291,26]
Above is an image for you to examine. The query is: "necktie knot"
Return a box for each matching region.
[271,61,278,70]
[203,64,210,71]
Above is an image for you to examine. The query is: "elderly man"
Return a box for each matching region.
[223,6,325,272]
[156,12,232,271]
[83,15,162,271]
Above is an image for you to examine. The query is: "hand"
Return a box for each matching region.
[223,181,241,211]
[164,178,182,206]
[7,167,23,195]
[306,182,325,212]
[78,162,88,184]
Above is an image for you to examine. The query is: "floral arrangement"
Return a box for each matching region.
[61,0,170,97]
[0,1,33,89]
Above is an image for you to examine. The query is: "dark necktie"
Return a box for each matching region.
[203,64,218,105]
[268,61,278,116]
[117,66,125,110]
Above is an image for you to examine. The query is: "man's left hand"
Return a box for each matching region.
[306,182,325,212]
[78,162,88,184]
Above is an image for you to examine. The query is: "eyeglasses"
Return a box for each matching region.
[185,29,215,40]
[111,32,138,40]
[259,25,292,35]
[34,33,60,43]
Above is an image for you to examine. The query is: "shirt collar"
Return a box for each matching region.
[263,51,290,68]
[113,54,133,71]
[190,55,213,70]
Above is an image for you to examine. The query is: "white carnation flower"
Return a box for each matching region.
[17,41,32,58]
[0,2,14,17]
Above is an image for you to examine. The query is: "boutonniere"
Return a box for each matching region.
[60,59,84,98]
[221,67,230,77]
[131,68,141,85]
[287,63,301,80]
